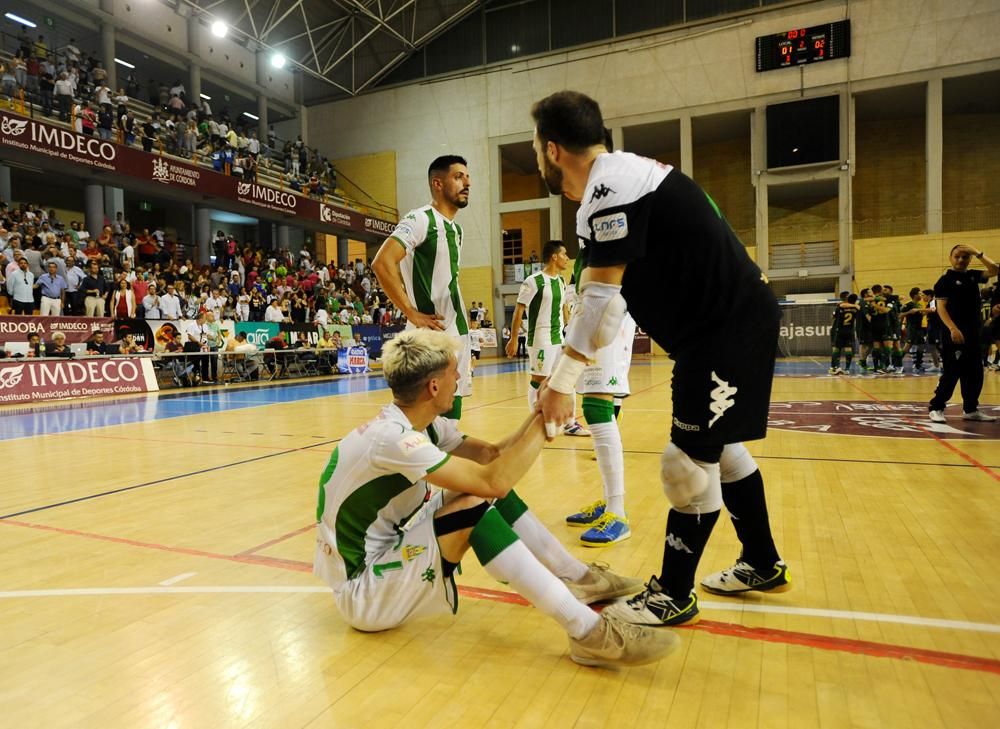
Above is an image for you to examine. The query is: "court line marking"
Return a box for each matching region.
[158,572,196,586]
[542,445,997,469]
[1,583,998,675]
[0,439,339,521]
[843,379,1000,482]
[237,524,317,558]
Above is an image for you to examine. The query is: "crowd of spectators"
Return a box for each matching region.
[0,199,403,331]
[1,30,340,196]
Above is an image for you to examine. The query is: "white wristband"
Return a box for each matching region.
[548,354,587,394]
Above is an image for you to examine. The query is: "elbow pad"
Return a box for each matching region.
[563,281,627,360]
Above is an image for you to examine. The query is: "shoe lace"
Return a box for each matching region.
[576,499,606,518]
[604,615,646,643]
[589,512,621,533]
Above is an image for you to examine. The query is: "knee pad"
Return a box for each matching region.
[719,443,758,484]
[660,442,722,512]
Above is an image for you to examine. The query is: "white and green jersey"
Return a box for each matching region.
[516,271,567,347]
[314,403,464,592]
[390,205,468,336]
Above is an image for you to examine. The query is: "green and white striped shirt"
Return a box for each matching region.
[313,403,464,592]
[390,205,468,336]
[517,271,566,347]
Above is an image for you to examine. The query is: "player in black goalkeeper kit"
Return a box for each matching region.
[830,294,860,374]
[531,91,790,627]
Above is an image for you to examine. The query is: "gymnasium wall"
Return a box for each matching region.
[308,0,1000,272]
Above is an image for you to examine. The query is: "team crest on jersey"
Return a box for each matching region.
[397,432,432,454]
[401,544,426,561]
[592,212,628,242]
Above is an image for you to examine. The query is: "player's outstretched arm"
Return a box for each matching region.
[425,414,546,498]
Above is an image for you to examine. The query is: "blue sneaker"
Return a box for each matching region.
[565,499,606,528]
[580,512,631,547]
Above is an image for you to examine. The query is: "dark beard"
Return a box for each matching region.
[541,159,563,196]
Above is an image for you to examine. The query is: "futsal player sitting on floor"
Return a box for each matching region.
[313,329,677,668]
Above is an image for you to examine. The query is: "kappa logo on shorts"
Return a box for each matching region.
[708,371,737,428]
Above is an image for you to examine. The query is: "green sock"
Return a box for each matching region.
[831,348,841,369]
[845,350,854,368]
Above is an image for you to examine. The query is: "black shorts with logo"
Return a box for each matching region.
[833,327,855,348]
[669,292,779,452]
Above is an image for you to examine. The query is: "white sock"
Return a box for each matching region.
[591,420,626,518]
[510,510,588,581]
[482,540,599,639]
[527,382,539,413]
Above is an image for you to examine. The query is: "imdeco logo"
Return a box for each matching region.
[1,117,29,136]
[0,364,26,389]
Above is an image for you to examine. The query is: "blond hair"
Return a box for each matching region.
[381,329,458,402]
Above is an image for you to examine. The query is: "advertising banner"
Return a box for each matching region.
[113,319,155,350]
[354,324,385,357]
[337,346,370,374]
[0,316,113,344]
[144,319,236,351]
[0,356,159,403]
[234,322,281,350]
[778,303,836,357]
[0,111,395,237]
[478,328,498,348]
[280,322,320,347]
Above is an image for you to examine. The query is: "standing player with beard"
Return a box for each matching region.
[374,156,473,422]
[531,91,790,626]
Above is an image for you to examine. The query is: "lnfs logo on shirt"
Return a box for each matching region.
[590,184,615,202]
[592,212,629,242]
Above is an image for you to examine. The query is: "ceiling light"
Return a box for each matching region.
[200,93,212,100]
[114,58,136,69]
[271,53,286,69]
[4,13,36,28]
[211,20,228,38]
[243,112,259,121]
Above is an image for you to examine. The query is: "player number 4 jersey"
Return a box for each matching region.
[390,205,469,336]
[517,272,566,347]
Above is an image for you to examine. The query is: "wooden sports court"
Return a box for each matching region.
[1,357,999,728]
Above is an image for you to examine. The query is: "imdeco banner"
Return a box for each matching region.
[0,356,159,403]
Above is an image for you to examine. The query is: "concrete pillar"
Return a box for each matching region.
[103,186,124,222]
[679,114,693,177]
[337,236,349,267]
[256,95,268,142]
[277,224,291,248]
[751,106,769,272]
[299,105,308,146]
[926,78,943,234]
[101,22,117,90]
[195,206,212,265]
[84,182,104,238]
[0,164,11,203]
[190,63,202,107]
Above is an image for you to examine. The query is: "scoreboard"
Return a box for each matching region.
[756,20,851,72]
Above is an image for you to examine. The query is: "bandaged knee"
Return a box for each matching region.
[661,442,722,513]
[719,443,758,484]
[563,281,627,360]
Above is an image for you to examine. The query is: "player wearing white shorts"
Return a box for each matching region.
[373,155,473,423]
[313,329,676,668]
[564,258,636,547]
[506,240,571,407]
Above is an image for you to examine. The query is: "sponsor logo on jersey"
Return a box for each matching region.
[397,432,431,454]
[708,371,737,428]
[401,544,426,561]
[592,212,628,242]
[589,184,615,202]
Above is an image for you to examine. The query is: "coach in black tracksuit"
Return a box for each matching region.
[928,244,998,423]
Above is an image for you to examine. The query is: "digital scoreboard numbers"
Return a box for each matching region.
[756,20,851,72]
